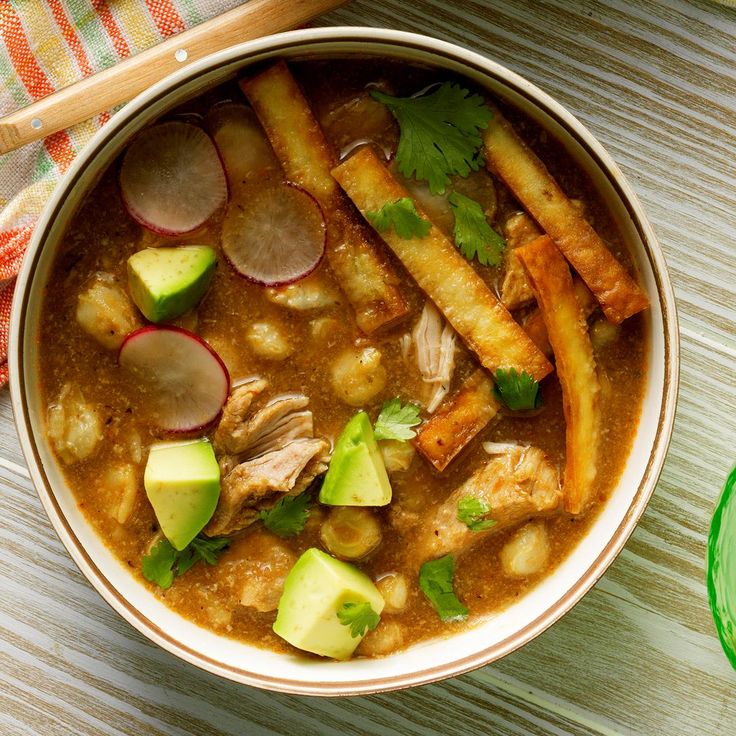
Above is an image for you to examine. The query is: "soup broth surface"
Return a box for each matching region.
[38,58,647,658]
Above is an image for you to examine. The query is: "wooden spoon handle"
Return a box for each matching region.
[0,0,347,155]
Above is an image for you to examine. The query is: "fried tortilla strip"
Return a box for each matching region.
[240,62,409,333]
[483,106,648,323]
[414,369,501,472]
[414,446,562,562]
[523,277,597,357]
[516,236,600,514]
[501,201,589,311]
[332,147,552,380]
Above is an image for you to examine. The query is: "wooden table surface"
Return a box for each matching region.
[2,1,735,734]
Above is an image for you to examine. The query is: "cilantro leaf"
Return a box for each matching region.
[173,545,198,577]
[419,554,468,621]
[493,368,542,411]
[371,83,493,195]
[457,497,497,532]
[448,191,505,266]
[373,398,422,441]
[142,535,231,590]
[258,492,311,537]
[189,535,231,564]
[141,538,177,589]
[337,601,381,638]
[366,198,431,239]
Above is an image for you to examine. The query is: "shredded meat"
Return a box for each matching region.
[206,438,330,536]
[407,301,456,412]
[246,408,313,458]
[207,379,331,536]
[413,446,562,562]
[212,379,269,454]
[500,212,542,310]
[214,381,313,458]
[228,397,311,457]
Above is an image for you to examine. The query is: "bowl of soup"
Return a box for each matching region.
[9,27,678,694]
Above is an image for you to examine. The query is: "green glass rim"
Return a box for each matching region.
[707,464,736,671]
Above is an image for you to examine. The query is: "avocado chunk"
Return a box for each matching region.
[319,411,392,506]
[144,439,220,550]
[127,245,216,323]
[273,548,384,659]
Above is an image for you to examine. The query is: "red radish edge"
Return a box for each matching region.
[118,325,230,434]
[221,181,326,287]
[119,122,228,237]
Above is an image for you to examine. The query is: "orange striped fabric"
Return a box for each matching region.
[94,1,132,59]
[47,1,94,78]
[0,0,243,388]
[145,0,186,37]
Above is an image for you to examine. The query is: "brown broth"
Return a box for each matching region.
[38,58,647,658]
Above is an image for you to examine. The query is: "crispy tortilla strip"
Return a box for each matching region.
[522,308,552,357]
[501,201,589,310]
[523,277,597,357]
[516,236,600,514]
[414,369,500,471]
[240,62,409,333]
[413,445,562,562]
[483,107,648,323]
[332,147,553,380]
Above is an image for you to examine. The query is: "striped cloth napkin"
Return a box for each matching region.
[0,0,243,387]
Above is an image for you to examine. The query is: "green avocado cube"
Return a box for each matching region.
[273,548,385,659]
[127,245,216,323]
[144,439,220,550]
[319,412,392,506]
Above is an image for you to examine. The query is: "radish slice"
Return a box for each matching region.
[119,326,229,432]
[222,181,326,286]
[120,122,227,235]
[204,103,278,189]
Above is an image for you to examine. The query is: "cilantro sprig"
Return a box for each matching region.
[449,191,505,266]
[337,601,381,638]
[142,535,230,590]
[366,198,431,239]
[494,368,542,411]
[457,497,496,532]
[419,554,468,621]
[373,398,421,441]
[371,83,493,195]
[259,492,311,538]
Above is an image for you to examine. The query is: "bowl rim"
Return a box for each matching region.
[9,26,680,696]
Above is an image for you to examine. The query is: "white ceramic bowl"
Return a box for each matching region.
[9,28,679,695]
